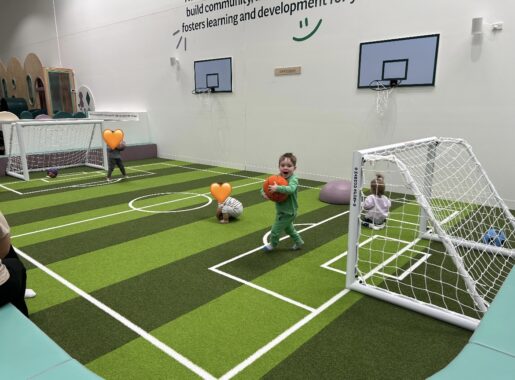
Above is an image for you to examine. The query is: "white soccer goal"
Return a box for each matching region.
[346,137,515,330]
[4,119,107,181]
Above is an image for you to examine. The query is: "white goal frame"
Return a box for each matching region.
[346,137,515,330]
[4,119,108,181]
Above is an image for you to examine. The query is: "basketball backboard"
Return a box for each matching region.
[357,34,439,88]
[194,57,232,93]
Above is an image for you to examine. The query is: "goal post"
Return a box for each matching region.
[4,119,107,181]
[347,137,515,330]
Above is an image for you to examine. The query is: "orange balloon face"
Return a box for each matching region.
[103,129,124,150]
[210,183,232,203]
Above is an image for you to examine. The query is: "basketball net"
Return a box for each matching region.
[370,81,394,117]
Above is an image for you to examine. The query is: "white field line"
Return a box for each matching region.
[0,161,175,194]
[208,212,349,323]
[320,236,375,275]
[320,234,430,281]
[261,223,314,246]
[320,253,347,275]
[22,172,156,195]
[379,251,431,281]
[13,247,216,380]
[125,166,155,175]
[0,183,23,195]
[321,264,346,276]
[41,171,104,183]
[360,236,425,282]
[12,180,263,239]
[210,211,349,271]
[210,267,315,312]
[0,161,171,187]
[220,288,351,380]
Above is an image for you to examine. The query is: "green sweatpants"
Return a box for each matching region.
[270,212,304,247]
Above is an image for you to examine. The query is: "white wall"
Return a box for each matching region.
[0,0,57,65]
[1,0,515,201]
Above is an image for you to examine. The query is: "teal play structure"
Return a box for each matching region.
[430,268,515,379]
[0,303,101,379]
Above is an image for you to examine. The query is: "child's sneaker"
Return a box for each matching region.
[262,243,274,252]
[292,242,304,251]
[371,223,385,230]
[106,177,112,182]
[123,175,129,179]
[24,288,37,298]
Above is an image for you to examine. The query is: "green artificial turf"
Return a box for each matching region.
[0,159,473,379]
[263,296,471,380]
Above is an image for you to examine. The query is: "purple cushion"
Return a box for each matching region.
[319,180,351,205]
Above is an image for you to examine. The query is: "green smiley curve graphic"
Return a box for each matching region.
[293,17,323,42]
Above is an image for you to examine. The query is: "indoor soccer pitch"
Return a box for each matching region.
[0,159,471,379]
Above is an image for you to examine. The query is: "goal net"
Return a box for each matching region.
[4,119,107,181]
[346,137,515,330]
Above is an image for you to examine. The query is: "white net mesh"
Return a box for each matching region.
[349,137,515,326]
[5,120,106,180]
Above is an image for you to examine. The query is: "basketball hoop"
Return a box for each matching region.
[369,80,395,117]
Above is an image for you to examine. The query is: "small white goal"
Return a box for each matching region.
[346,137,515,330]
[4,119,107,181]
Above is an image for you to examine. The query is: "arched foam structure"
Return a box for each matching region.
[319,179,351,205]
[20,110,33,119]
[0,111,19,121]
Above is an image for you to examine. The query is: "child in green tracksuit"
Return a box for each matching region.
[261,153,304,251]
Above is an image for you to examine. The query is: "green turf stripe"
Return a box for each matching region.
[222,210,347,283]
[0,161,216,201]
[4,164,201,222]
[24,188,323,313]
[28,204,343,364]
[1,164,248,217]
[87,211,355,378]
[262,296,470,379]
[7,168,260,226]
[11,176,263,247]
[87,286,308,379]
[18,182,270,265]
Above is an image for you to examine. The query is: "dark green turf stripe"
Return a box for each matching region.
[0,162,220,202]
[222,209,348,279]
[29,204,345,364]
[18,179,321,267]
[5,165,243,225]
[29,291,141,364]
[263,295,471,380]
[19,185,268,266]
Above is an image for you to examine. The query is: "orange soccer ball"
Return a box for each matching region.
[263,175,288,202]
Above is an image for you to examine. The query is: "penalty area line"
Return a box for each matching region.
[210,267,315,312]
[0,183,23,195]
[14,247,216,380]
[210,210,349,271]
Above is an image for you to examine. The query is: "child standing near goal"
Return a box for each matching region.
[106,141,128,182]
[361,174,391,230]
[262,152,304,252]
